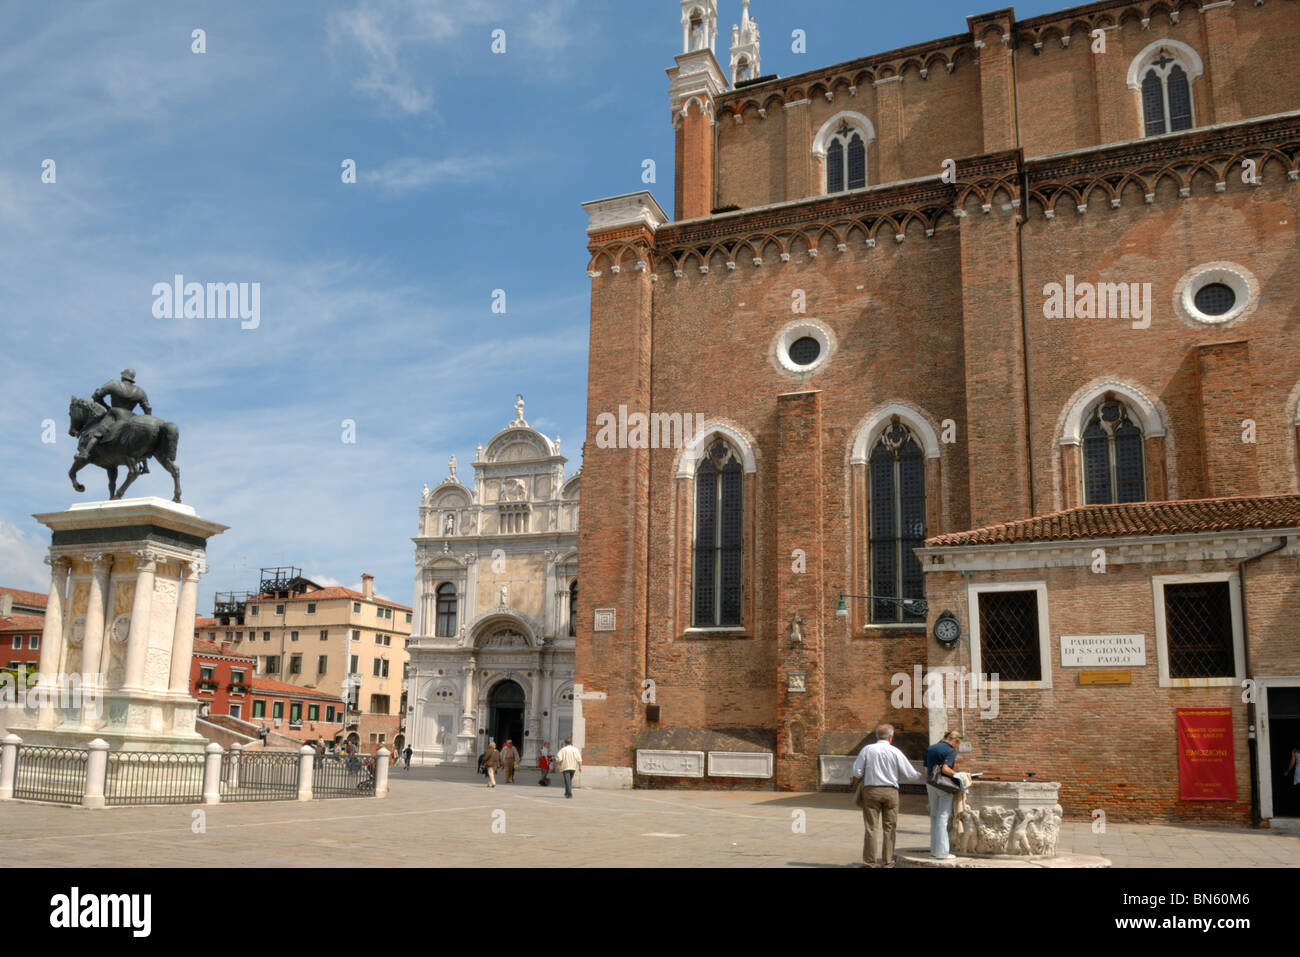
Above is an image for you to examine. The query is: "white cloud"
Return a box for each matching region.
[0,521,47,592]
[326,0,584,115]
[364,155,501,194]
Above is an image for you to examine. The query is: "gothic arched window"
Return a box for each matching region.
[1139,50,1194,136]
[568,580,578,637]
[825,121,867,194]
[435,583,457,638]
[1083,397,1146,504]
[693,439,743,627]
[869,417,925,624]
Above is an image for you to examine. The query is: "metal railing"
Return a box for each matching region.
[313,752,376,798]
[12,746,89,804]
[219,750,298,802]
[105,751,206,806]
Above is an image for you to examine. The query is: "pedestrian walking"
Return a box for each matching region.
[850,723,923,867]
[555,737,582,799]
[924,730,963,860]
[482,740,502,788]
[538,740,553,786]
[403,744,413,770]
[501,740,519,784]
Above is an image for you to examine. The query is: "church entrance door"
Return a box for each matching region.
[489,680,526,757]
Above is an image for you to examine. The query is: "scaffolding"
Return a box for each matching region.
[259,566,312,599]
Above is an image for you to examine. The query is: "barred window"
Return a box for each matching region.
[1164,581,1234,679]
[1083,397,1145,505]
[435,583,457,638]
[569,580,578,637]
[869,416,925,623]
[1140,51,1194,136]
[825,122,867,194]
[693,440,744,627]
[977,590,1042,682]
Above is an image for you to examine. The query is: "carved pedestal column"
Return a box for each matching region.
[168,555,204,695]
[119,550,158,694]
[35,556,71,728]
[78,553,113,729]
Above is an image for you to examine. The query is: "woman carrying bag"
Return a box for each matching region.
[924,731,964,860]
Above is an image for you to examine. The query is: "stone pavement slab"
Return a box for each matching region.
[0,766,1295,868]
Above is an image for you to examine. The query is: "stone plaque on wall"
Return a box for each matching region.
[787,671,806,692]
[819,755,855,786]
[593,608,616,632]
[636,749,704,777]
[1060,634,1146,668]
[708,751,773,779]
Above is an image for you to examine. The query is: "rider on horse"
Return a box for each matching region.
[81,369,152,474]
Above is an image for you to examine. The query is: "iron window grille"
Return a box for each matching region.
[1164,581,1235,679]
[978,590,1042,682]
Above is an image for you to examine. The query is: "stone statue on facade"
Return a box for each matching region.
[67,369,182,502]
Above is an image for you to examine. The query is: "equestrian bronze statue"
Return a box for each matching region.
[67,369,182,502]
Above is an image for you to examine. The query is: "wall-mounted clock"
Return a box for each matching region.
[933,610,961,648]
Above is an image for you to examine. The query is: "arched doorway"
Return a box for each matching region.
[488,680,525,753]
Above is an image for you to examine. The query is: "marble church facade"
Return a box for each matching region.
[405,399,579,767]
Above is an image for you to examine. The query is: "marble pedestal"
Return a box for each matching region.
[7,498,227,753]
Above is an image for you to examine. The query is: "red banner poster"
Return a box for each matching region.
[1177,707,1236,802]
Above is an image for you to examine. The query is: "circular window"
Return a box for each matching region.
[788,336,821,366]
[1175,262,1256,327]
[1192,283,1235,317]
[774,321,834,375]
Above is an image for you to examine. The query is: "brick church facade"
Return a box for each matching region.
[575,0,1300,824]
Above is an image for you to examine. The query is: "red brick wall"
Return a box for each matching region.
[922,549,1299,825]
[704,2,1298,211]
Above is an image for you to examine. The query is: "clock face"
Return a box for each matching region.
[934,615,960,643]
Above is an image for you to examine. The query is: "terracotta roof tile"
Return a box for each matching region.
[0,614,47,632]
[924,495,1300,548]
[249,677,340,700]
[250,587,410,611]
[192,639,255,660]
[0,587,47,609]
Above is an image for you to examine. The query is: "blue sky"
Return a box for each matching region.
[0,0,1066,611]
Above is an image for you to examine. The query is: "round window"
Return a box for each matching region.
[1192,283,1236,317]
[1175,262,1255,327]
[774,320,834,375]
[788,336,821,366]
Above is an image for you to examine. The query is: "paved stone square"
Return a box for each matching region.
[1,766,1297,868]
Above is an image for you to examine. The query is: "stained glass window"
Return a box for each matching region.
[869,417,926,623]
[694,440,744,627]
[1082,398,1147,504]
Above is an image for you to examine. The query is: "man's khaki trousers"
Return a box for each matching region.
[861,786,900,866]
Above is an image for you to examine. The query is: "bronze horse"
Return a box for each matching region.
[67,396,182,502]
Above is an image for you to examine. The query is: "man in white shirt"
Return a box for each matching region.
[851,723,923,867]
[554,737,582,799]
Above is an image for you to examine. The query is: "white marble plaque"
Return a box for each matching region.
[636,749,704,777]
[708,751,773,779]
[787,671,806,692]
[1060,634,1145,668]
[819,755,855,786]
[593,608,616,632]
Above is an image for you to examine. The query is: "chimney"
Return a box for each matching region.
[0,593,12,616]
[361,574,374,600]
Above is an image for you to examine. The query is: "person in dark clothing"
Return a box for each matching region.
[402,745,413,769]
